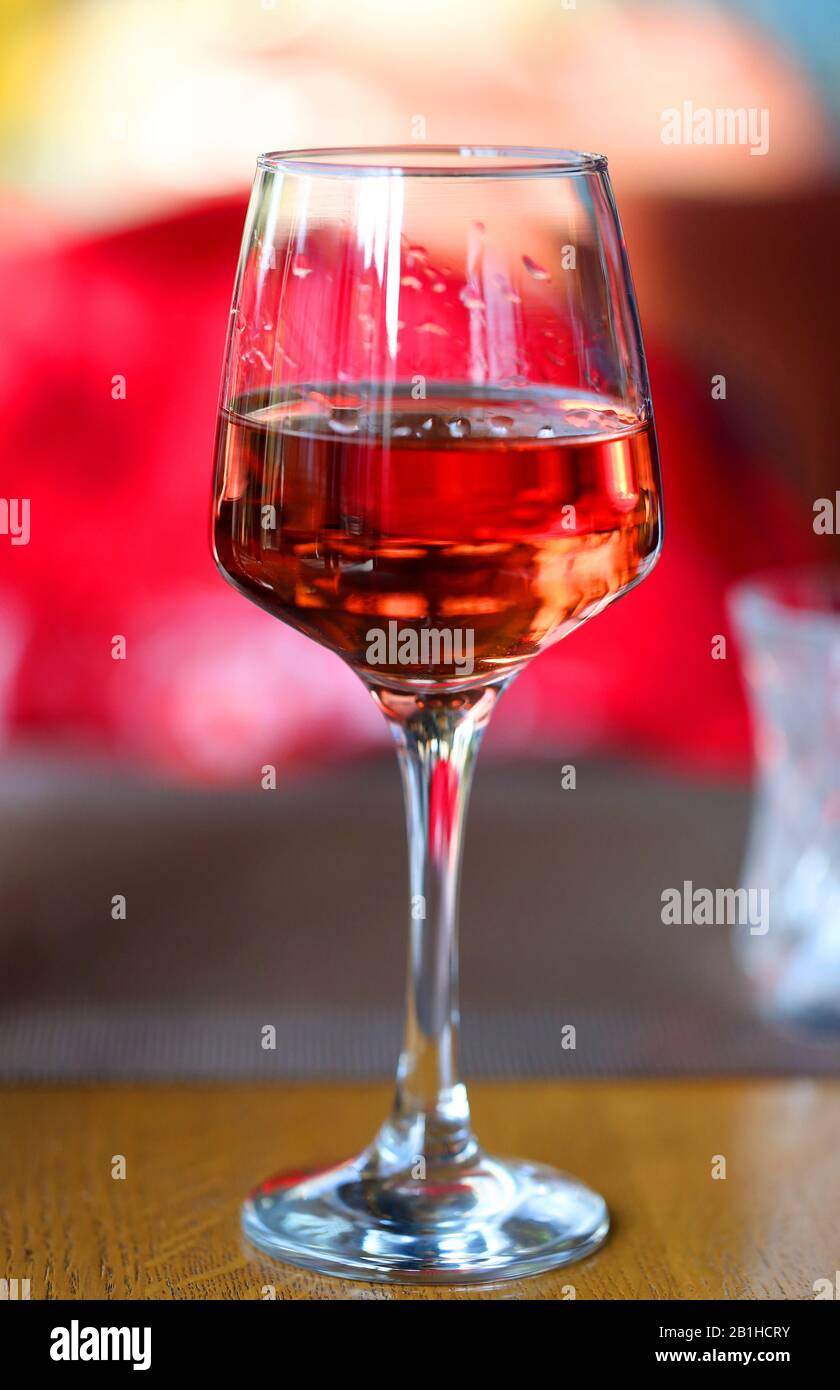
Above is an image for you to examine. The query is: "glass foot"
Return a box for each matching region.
[242,1150,609,1285]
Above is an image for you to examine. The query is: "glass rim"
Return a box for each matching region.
[256,145,609,179]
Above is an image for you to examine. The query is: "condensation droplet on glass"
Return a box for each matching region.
[400,275,423,290]
[522,255,551,282]
[537,425,555,438]
[459,287,485,310]
[431,281,446,293]
[292,256,313,279]
[566,408,601,430]
[328,414,360,435]
[489,415,514,434]
[448,417,471,439]
[417,322,448,336]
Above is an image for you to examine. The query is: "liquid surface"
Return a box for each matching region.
[213,385,662,688]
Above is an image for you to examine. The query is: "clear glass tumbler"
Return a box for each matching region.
[730,567,840,1037]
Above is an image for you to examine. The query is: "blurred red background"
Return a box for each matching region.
[1,0,838,782]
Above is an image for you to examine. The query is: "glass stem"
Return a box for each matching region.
[367,682,505,1175]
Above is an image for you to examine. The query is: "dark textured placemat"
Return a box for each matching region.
[0,1003,837,1080]
[0,752,837,1079]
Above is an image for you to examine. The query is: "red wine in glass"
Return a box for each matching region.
[215,385,660,688]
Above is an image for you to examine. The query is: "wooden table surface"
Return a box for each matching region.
[1,1079,836,1300]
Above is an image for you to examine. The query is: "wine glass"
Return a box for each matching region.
[211,147,663,1284]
